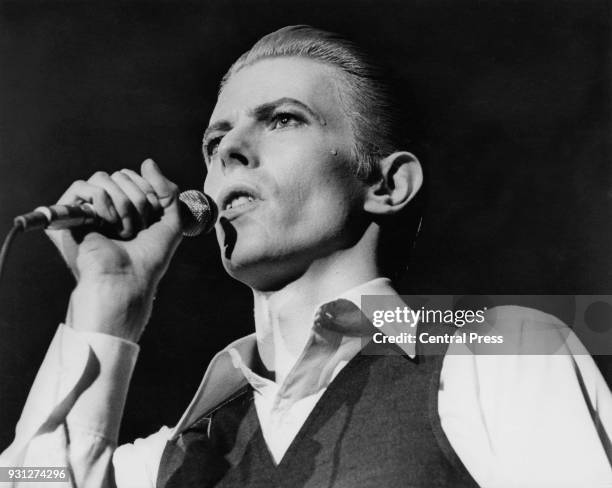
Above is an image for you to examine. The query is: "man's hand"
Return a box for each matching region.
[46,159,183,342]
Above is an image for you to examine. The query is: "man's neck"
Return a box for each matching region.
[252,244,380,384]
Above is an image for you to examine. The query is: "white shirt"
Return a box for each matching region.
[1,278,612,488]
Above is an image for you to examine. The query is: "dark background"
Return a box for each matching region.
[1,0,610,446]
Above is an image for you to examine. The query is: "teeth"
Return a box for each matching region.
[226,195,254,210]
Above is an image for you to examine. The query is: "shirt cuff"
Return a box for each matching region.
[16,324,140,444]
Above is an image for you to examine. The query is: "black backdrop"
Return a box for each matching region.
[1,0,610,447]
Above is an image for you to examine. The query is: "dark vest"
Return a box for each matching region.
[157,340,478,488]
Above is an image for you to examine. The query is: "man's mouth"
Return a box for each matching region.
[224,193,256,211]
[219,185,262,219]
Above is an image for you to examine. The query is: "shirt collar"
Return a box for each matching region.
[170,277,414,439]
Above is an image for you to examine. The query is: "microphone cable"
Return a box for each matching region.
[0,222,24,287]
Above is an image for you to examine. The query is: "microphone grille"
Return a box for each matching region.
[179,190,218,237]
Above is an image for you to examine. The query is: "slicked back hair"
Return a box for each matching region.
[219,25,409,183]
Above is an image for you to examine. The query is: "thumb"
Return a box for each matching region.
[139,159,182,240]
[141,158,179,209]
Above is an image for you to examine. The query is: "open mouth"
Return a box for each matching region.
[219,185,262,218]
[224,192,256,211]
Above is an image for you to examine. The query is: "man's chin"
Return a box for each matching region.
[221,253,301,292]
[222,251,263,283]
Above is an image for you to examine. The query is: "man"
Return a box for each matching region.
[2,25,611,487]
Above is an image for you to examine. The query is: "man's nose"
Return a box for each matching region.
[218,126,257,171]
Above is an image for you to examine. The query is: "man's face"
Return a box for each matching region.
[203,57,368,290]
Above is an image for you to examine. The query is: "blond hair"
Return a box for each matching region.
[220,25,407,182]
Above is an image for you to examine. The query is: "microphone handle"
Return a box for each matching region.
[14,204,99,231]
[14,190,215,236]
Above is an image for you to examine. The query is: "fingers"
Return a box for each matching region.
[110,172,152,231]
[89,171,146,238]
[119,168,161,214]
[57,178,119,224]
[53,159,180,240]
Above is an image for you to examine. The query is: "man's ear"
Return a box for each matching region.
[363,151,423,215]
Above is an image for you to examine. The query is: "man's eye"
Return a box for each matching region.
[271,112,302,129]
[205,137,222,157]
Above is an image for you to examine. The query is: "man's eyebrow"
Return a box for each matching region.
[203,97,325,146]
[251,97,325,125]
[202,120,232,144]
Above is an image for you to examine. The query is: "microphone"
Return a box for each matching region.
[13,190,218,237]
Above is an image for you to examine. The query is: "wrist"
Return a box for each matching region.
[68,279,155,342]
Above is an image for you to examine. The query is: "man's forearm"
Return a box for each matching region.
[0,324,139,487]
